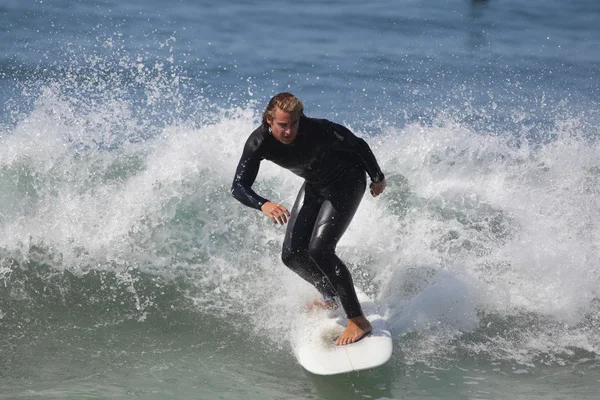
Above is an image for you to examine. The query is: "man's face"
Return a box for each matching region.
[267,107,300,145]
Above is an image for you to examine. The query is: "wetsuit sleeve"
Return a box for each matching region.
[231,132,270,210]
[328,122,385,183]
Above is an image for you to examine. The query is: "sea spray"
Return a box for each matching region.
[1,53,600,368]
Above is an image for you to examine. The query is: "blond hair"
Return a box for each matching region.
[262,92,305,126]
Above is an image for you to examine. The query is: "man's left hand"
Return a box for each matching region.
[370,179,386,197]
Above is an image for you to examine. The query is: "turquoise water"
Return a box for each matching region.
[1,0,600,398]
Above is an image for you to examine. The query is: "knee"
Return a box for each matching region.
[281,246,294,267]
[308,240,330,265]
[282,246,304,268]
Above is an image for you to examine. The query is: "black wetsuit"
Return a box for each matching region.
[231,116,384,318]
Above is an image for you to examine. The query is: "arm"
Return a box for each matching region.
[231,135,269,210]
[231,133,291,223]
[328,121,385,183]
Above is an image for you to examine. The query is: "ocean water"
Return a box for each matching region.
[1,0,600,399]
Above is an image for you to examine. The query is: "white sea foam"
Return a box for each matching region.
[1,77,599,365]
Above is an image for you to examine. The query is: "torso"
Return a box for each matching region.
[252,117,359,185]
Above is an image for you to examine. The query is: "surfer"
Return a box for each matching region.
[231,92,386,345]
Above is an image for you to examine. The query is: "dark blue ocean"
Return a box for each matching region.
[1,1,599,399]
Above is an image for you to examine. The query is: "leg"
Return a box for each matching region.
[308,170,367,318]
[307,169,372,345]
[281,182,337,299]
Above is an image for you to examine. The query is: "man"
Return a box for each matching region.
[231,92,386,345]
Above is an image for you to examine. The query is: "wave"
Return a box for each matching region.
[1,57,600,368]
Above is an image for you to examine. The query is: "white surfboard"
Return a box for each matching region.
[293,288,393,375]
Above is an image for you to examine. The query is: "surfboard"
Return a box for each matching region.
[293,288,393,375]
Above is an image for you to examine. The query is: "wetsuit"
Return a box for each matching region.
[231,116,384,318]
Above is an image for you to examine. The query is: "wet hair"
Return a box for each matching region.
[262,92,305,127]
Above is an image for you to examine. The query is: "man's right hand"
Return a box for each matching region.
[261,202,291,225]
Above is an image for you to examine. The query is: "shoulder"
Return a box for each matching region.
[244,125,271,151]
[301,116,333,131]
[248,124,269,141]
[303,117,353,143]
[300,117,340,141]
[303,117,350,133]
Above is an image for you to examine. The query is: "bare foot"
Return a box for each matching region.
[305,298,337,311]
[336,315,372,346]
